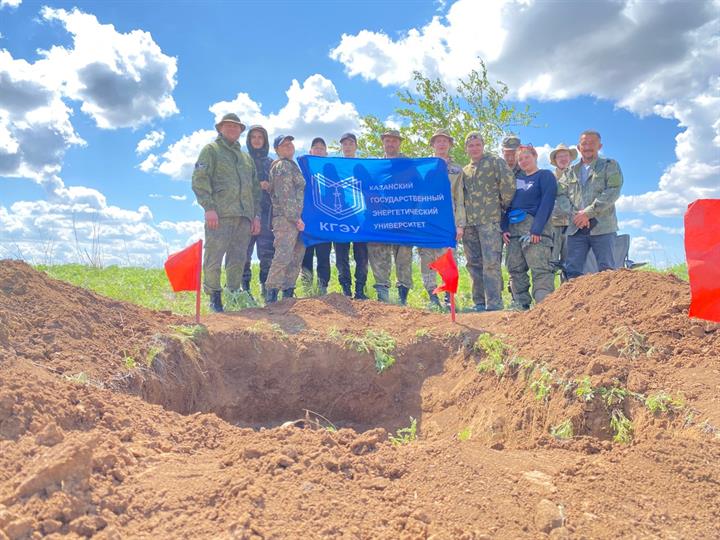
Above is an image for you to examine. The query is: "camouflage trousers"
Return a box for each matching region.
[266,217,305,291]
[462,225,503,310]
[203,217,253,293]
[418,247,446,293]
[368,243,413,290]
[506,215,555,306]
[550,225,567,270]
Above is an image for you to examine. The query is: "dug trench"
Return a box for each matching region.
[1,261,720,538]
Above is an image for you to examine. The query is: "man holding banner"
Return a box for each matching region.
[462,131,516,312]
[367,129,414,304]
[418,129,466,307]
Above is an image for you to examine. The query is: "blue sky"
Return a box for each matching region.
[1,0,717,267]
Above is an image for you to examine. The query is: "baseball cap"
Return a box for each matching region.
[273,134,294,149]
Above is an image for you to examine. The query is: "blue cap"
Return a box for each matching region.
[273,134,294,149]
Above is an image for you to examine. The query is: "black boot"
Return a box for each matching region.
[242,279,251,292]
[375,286,390,303]
[209,290,223,313]
[282,287,295,299]
[354,285,368,300]
[398,285,409,306]
[428,292,441,308]
[342,284,352,297]
[265,288,279,304]
[261,283,267,299]
[444,292,452,308]
[317,283,328,296]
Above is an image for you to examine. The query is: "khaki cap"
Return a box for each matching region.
[464,131,484,145]
[501,134,521,149]
[381,129,403,140]
[550,143,579,167]
[430,128,454,145]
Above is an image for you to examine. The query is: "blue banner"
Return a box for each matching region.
[297,155,456,248]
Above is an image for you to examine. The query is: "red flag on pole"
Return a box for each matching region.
[164,240,203,323]
[429,248,459,322]
[684,199,720,322]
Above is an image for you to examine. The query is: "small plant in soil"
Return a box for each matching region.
[530,366,554,401]
[458,426,472,441]
[575,376,595,402]
[414,328,430,339]
[64,372,89,385]
[550,419,574,440]
[389,417,417,445]
[343,330,397,373]
[645,392,684,414]
[170,324,207,340]
[610,409,634,444]
[599,386,628,408]
[605,326,654,359]
[474,333,509,376]
[123,356,137,369]
[145,345,163,366]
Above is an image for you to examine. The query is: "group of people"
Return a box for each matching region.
[192,113,623,312]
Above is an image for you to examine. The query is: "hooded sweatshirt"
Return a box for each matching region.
[245,125,274,227]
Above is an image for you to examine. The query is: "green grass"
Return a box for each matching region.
[36,262,688,315]
[389,417,418,445]
[550,419,574,440]
[341,329,397,373]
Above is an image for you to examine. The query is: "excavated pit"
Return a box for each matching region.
[131,327,471,435]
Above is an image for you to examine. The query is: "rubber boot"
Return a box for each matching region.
[444,292,452,308]
[282,287,295,299]
[265,288,278,304]
[428,292,441,308]
[261,283,267,299]
[397,285,409,306]
[342,284,352,297]
[355,286,369,300]
[375,285,390,303]
[242,279,251,293]
[318,283,328,296]
[209,290,223,313]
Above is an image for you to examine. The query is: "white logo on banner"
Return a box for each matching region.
[312,173,365,220]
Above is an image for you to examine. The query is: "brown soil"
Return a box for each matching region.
[1,260,719,539]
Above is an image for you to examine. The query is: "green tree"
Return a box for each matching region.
[357,61,535,164]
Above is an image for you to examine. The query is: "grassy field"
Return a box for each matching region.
[35,261,689,316]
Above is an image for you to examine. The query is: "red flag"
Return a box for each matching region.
[429,248,459,294]
[684,199,720,322]
[164,240,203,292]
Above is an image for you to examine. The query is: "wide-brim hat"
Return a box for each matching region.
[215,113,246,133]
[550,143,578,167]
[430,128,454,146]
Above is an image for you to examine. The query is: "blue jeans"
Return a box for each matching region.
[566,231,616,279]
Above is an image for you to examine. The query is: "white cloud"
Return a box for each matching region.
[619,219,644,229]
[629,235,666,264]
[146,75,361,180]
[330,0,720,218]
[169,194,186,201]
[136,129,165,154]
[0,0,21,9]
[39,7,178,129]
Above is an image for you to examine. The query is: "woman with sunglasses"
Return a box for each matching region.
[501,144,558,308]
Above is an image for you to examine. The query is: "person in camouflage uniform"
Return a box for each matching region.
[333,132,369,300]
[502,145,557,307]
[191,113,261,312]
[265,135,306,303]
[367,129,414,304]
[462,132,516,311]
[557,130,623,279]
[548,143,578,273]
[501,135,523,178]
[418,128,466,307]
[242,125,275,298]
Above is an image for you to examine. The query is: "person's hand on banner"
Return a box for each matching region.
[502,232,511,245]
[296,218,305,231]
[456,226,464,241]
[251,217,261,235]
[205,210,219,230]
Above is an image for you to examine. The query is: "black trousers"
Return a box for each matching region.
[301,242,332,286]
[334,242,368,294]
[243,192,274,285]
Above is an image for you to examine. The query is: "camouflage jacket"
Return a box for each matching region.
[192,135,260,219]
[557,157,623,236]
[550,166,572,227]
[462,153,515,227]
[269,158,305,222]
[446,160,467,228]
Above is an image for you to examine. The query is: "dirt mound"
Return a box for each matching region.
[0,260,181,380]
[1,264,719,539]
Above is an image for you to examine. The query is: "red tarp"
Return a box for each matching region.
[684,199,720,322]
